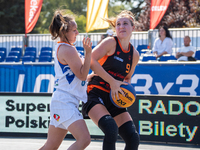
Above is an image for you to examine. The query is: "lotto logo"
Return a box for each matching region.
[53,114,60,121]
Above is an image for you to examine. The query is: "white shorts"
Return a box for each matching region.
[50,90,83,130]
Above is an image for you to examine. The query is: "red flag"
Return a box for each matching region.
[150,0,170,29]
[25,0,43,34]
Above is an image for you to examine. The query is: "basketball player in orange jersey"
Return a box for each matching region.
[82,10,140,150]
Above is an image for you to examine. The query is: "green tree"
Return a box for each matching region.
[34,0,87,34]
[0,0,25,34]
[111,0,147,21]
[0,0,144,34]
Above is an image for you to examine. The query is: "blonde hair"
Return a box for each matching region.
[49,10,75,40]
[103,10,135,29]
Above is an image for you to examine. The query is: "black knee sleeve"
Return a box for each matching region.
[119,121,140,150]
[98,115,118,150]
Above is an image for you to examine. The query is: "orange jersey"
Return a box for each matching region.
[88,36,134,93]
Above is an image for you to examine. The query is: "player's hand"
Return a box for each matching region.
[87,73,97,82]
[82,37,92,54]
[110,80,128,100]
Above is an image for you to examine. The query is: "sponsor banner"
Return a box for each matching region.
[0,64,55,93]
[0,93,50,133]
[25,0,43,34]
[150,0,170,29]
[0,63,200,96]
[0,93,199,144]
[0,93,103,136]
[128,95,200,144]
[132,63,200,96]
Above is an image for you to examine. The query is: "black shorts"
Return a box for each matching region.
[82,87,127,118]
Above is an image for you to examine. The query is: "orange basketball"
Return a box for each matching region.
[110,83,136,108]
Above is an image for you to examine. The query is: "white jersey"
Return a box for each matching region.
[53,42,87,103]
[177,45,196,61]
[152,37,173,55]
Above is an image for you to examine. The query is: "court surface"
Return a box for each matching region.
[0,137,199,150]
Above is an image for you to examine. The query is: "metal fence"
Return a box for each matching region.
[0,32,148,57]
[0,28,199,58]
[149,28,200,53]
[0,34,24,54]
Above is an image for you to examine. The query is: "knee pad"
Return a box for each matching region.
[119,121,140,150]
[98,115,118,147]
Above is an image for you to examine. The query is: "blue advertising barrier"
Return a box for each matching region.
[132,62,200,96]
[0,62,200,96]
[0,63,54,93]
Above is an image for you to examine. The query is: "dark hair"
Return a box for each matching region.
[159,26,172,39]
[49,10,74,42]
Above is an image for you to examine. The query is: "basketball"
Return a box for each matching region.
[110,83,136,108]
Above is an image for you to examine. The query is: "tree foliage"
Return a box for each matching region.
[34,0,87,33]
[0,0,25,34]
[135,0,200,31]
[113,0,145,19]
[0,0,87,34]
[0,0,199,34]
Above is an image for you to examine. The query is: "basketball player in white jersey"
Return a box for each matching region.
[39,10,92,150]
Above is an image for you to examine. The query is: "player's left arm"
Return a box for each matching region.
[124,49,139,84]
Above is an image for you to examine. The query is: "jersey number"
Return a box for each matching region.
[126,64,130,73]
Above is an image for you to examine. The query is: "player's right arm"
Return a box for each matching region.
[58,38,92,81]
[90,37,126,100]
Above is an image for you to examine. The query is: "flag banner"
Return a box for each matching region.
[86,0,109,33]
[150,0,170,29]
[25,0,43,34]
